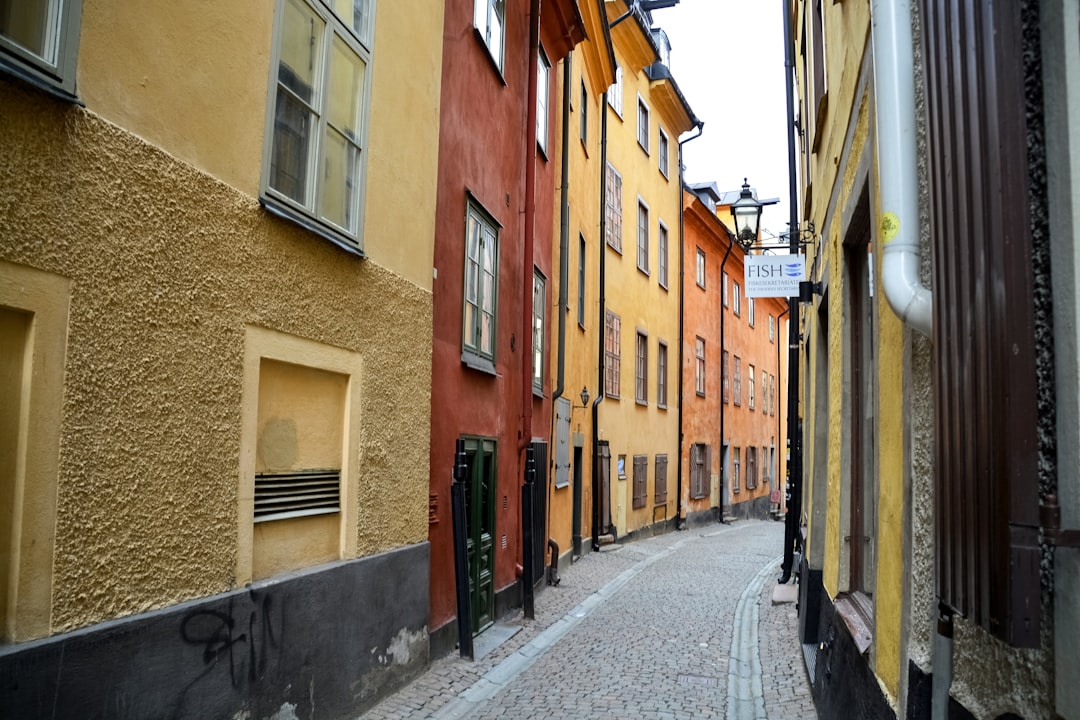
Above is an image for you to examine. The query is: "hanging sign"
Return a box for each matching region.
[744,254,805,298]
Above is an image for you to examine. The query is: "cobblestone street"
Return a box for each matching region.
[361,520,816,720]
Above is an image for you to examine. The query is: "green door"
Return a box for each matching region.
[462,437,496,634]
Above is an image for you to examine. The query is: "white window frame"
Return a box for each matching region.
[580,79,588,144]
[0,0,83,98]
[537,47,551,154]
[608,64,623,116]
[532,269,546,392]
[658,220,669,289]
[261,0,375,255]
[695,337,706,396]
[696,248,706,289]
[605,163,623,252]
[769,314,775,342]
[635,330,648,405]
[748,297,755,327]
[749,364,756,410]
[474,0,506,71]
[637,95,650,152]
[658,126,670,178]
[657,339,668,408]
[463,198,500,369]
[733,282,742,316]
[723,272,729,306]
[636,199,650,274]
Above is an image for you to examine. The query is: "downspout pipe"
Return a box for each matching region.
[718,234,734,524]
[521,0,540,451]
[676,123,704,530]
[592,89,609,551]
[871,0,932,337]
[554,53,572,406]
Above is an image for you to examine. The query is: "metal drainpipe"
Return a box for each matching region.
[932,604,954,720]
[676,124,703,531]
[776,305,789,508]
[779,0,801,585]
[521,0,540,452]
[592,89,609,552]
[718,235,734,523]
[548,51,572,571]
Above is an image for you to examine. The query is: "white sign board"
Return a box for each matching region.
[744,254,805,298]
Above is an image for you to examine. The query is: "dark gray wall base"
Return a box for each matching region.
[684,507,722,528]
[0,542,430,720]
[798,557,823,644]
[728,494,774,520]
[905,660,981,720]
[430,579,530,661]
[618,517,677,544]
[809,591,896,720]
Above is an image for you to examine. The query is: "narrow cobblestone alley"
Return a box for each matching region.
[361,520,816,720]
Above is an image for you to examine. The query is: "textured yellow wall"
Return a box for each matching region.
[800,0,904,701]
[77,0,443,291]
[0,78,432,634]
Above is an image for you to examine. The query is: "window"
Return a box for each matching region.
[733,356,742,406]
[733,447,742,492]
[637,97,650,152]
[695,337,706,396]
[658,127,670,178]
[580,79,588,143]
[655,455,668,504]
[748,365,755,410]
[474,0,506,70]
[617,453,627,480]
[463,200,499,368]
[733,282,741,316]
[696,248,706,288]
[690,444,708,499]
[605,310,621,398]
[536,48,550,153]
[769,314,775,342]
[532,270,545,392]
[657,340,668,408]
[577,233,586,328]
[0,0,83,97]
[608,64,623,116]
[748,297,755,327]
[723,272,729,306]
[632,455,647,509]
[263,0,375,253]
[770,374,776,416]
[658,221,669,289]
[636,201,649,273]
[722,349,730,404]
[605,163,623,252]
[635,331,648,404]
[746,446,757,490]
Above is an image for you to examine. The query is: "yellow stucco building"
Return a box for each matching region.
[0,1,443,717]
[592,2,699,540]
[791,1,1077,718]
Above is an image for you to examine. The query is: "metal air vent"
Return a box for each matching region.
[254,469,341,523]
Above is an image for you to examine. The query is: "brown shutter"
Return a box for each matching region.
[921,0,1041,646]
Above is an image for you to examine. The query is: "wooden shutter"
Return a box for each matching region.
[632,455,647,509]
[921,0,1041,646]
[655,455,668,504]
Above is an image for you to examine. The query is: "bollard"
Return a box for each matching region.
[451,438,473,659]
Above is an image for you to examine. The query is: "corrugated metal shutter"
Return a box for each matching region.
[921,0,1041,646]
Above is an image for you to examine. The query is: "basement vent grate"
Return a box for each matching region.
[254,469,340,523]
[802,643,818,684]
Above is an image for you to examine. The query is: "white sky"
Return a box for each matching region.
[653,0,793,239]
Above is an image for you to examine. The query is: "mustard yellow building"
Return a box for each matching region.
[592,3,699,541]
[545,0,616,567]
[791,0,1077,718]
[0,1,443,717]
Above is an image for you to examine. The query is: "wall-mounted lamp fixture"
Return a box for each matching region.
[576,386,590,408]
[799,281,823,304]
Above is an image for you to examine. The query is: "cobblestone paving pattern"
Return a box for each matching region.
[360,520,817,720]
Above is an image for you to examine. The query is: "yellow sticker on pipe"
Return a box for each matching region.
[881,212,900,242]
